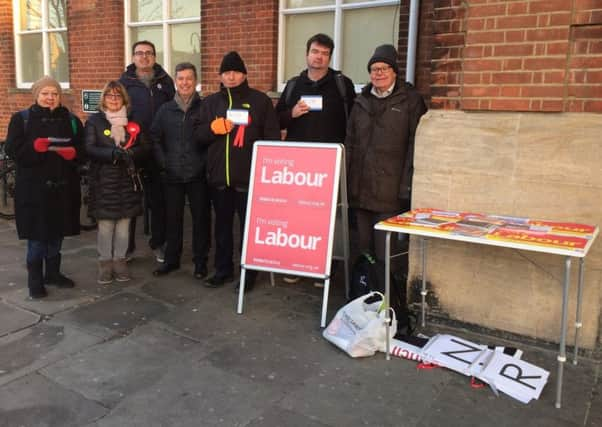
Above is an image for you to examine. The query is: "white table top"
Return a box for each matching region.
[374,208,599,258]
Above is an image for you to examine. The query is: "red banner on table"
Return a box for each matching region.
[241,142,342,277]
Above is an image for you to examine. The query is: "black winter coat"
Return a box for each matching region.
[151,93,206,183]
[4,104,83,240]
[118,63,175,132]
[84,112,149,220]
[276,68,355,144]
[346,79,427,213]
[196,80,280,190]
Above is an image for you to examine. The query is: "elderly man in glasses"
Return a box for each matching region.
[119,40,175,265]
[345,44,427,266]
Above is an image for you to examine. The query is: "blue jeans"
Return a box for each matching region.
[27,238,63,264]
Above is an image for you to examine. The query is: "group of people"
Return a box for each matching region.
[4,33,426,300]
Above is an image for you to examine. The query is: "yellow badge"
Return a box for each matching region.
[104,129,111,136]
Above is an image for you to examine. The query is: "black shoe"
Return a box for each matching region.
[194,264,208,280]
[204,273,233,288]
[28,259,48,299]
[29,287,48,299]
[44,254,75,288]
[153,263,180,276]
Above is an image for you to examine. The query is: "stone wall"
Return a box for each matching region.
[411,110,602,349]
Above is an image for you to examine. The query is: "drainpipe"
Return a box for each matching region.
[405,0,420,85]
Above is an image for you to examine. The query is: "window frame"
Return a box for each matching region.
[124,1,201,77]
[12,0,70,89]
[278,0,400,92]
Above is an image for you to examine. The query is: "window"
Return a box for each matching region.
[279,0,401,90]
[13,0,70,88]
[125,0,200,81]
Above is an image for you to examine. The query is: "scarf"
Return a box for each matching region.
[104,107,128,146]
[175,92,193,113]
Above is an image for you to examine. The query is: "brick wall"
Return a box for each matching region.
[200,0,278,95]
[429,0,602,112]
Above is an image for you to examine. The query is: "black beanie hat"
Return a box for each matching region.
[367,44,398,72]
[219,51,247,74]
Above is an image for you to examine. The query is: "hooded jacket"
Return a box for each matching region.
[345,78,427,213]
[5,104,84,240]
[276,68,355,144]
[196,80,280,190]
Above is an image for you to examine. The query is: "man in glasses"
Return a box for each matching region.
[119,40,175,264]
[345,44,427,267]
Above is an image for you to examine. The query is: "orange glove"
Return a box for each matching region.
[210,117,234,135]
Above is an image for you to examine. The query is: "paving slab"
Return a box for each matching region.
[0,300,39,335]
[41,323,206,408]
[91,359,281,427]
[0,321,102,386]
[246,407,330,427]
[53,291,169,339]
[0,373,107,427]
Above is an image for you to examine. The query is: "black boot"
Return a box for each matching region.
[44,254,75,288]
[27,259,47,299]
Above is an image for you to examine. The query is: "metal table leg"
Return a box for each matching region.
[385,231,391,360]
[555,256,571,409]
[421,237,427,328]
[573,258,585,364]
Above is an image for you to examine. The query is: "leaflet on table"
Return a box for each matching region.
[379,208,596,250]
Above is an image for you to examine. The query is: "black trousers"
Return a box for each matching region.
[354,208,407,266]
[211,187,247,276]
[148,171,167,250]
[164,180,211,266]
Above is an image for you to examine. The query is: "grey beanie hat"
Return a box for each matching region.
[367,44,398,72]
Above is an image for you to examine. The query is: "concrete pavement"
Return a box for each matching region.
[0,215,600,427]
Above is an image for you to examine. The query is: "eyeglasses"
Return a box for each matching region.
[105,93,123,99]
[134,51,155,57]
[370,65,392,74]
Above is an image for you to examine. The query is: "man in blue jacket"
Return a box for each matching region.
[119,40,175,263]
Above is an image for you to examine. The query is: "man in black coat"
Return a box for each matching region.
[119,40,175,262]
[196,51,280,291]
[150,63,210,280]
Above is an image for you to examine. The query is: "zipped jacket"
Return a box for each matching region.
[345,79,427,213]
[151,93,206,183]
[195,80,280,190]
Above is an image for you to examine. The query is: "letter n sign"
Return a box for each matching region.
[241,141,343,278]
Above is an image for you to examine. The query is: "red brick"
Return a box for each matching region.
[574,0,602,10]
[507,2,529,15]
[569,56,602,68]
[529,0,571,14]
[572,24,602,39]
[466,31,505,44]
[550,12,571,26]
[568,85,602,97]
[460,99,480,109]
[583,100,602,112]
[506,30,526,42]
[524,57,567,70]
[569,71,587,83]
[492,72,532,84]
[500,86,521,97]
[462,85,500,97]
[463,73,482,84]
[540,100,563,111]
[490,98,531,111]
[503,58,524,70]
[521,85,564,97]
[467,18,485,31]
[469,4,507,17]
[573,11,593,25]
[464,59,503,71]
[526,28,570,41]
[544,71,565,83]
[496,15,538,29]
[586,70,602,83]
[547,41,569,55]
[493,44,534,56]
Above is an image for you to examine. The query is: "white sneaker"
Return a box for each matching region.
[283,276,300,284]
[153,246,165,263]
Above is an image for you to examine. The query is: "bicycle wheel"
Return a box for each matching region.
[0,163,16,220]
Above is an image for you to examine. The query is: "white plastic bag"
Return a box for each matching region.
[323,291,397,358]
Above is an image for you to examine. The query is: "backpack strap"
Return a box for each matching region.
[333,72,350,121]
[284,76,299,107]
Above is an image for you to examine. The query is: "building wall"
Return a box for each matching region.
[424,0,602,112]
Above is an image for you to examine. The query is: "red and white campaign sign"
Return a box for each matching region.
[241,141,342,277]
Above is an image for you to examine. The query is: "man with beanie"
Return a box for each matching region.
[195,51,280,291]
[345,44,427,266]
[5,75,84,298]
[119,40,175,263]
[276,33,356,285]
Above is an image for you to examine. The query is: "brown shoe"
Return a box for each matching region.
[97,260,113,284]
[113,258,131,282]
